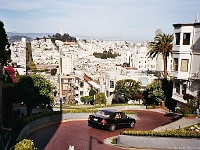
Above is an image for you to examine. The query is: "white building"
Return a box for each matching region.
[130,44,157,72]
[170,22,200,107]
[61,53,74,75]
[10,38,27,75]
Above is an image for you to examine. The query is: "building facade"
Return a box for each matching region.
[170,22,200,107]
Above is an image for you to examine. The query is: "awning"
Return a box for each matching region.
[172,94,187,104]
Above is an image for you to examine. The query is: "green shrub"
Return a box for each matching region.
[184,114,196,117]
[122,129,200,138]
[111,137,117,144]
[12,139,37,150]
[62,108,97,113]
[80,96,93,104]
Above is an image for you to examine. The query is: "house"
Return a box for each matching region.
[170,21,200,107]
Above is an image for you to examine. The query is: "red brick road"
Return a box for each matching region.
[27,110,173,150]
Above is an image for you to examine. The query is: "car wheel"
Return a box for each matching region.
[130,122,135,128]
[109,124,116,132]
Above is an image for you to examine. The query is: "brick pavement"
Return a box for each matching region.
[27,110,175,150]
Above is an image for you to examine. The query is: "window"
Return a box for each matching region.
[175,33,180,45]
[175,82,180,94]
[180,59,188,72]
[80,82,84,87]
[121,112,127,119]
[115,113,121,118]
[173,58,178,71]
[182,84,187,95]
[110,80,114,88]
[80,91,83,96]
[182,33,190,45]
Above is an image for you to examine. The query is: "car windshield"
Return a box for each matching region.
[96,110,112,117]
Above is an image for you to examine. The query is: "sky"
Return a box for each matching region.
[0,0,200,42]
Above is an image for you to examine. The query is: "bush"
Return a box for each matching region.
[80,96,93,104]
[122,129,200,138]
[12,139,37,150]
[62,108,97,113]
[176,106,197,117]
[111,137,117,144]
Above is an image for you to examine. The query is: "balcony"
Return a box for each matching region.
[172,94,187,104]
[169,71,190,80]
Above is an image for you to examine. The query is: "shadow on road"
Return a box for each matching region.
[88,135,103,150]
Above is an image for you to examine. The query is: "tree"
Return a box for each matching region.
[162,79,176,111]
[144,80,165,105]
[0,20,11,66]
[80,96,93,104]
[94,93,106,105]
[147,33,173,79]
[15,74,53,116]
[31,74,53,105]
[113,79,141,103]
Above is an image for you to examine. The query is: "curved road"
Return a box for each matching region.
[27,110,173,150]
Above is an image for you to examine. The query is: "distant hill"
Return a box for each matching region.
[8,35,33,43]
[7,32,53,39]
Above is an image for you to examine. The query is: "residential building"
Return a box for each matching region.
[170,22,200,107]
[10,37,27,75]
[61,53,74,75]
[130,43,157,72]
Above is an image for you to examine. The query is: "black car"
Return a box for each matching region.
[88,109,136,132]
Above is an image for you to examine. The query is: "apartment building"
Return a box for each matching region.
[170,22,200,107]
[61,53,74,75]
[10,37,27,75]
[130,43,157,72]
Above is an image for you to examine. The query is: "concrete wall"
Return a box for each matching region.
[117,135,200,149]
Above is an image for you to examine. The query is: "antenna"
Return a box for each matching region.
[195,12,199,23]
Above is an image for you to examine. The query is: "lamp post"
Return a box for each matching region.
[59,47,62,112]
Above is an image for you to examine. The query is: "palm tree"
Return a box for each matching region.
[147,33,173,79]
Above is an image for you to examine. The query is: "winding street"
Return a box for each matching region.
[27,110,173,150]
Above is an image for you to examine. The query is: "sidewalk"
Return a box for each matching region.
[154,116,200,132]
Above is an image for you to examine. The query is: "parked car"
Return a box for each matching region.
[88,109,136,132]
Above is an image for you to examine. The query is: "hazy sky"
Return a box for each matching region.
[0,0,200,41]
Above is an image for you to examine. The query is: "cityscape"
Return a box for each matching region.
[2,18,199,149]
[1,0,200,149]
[9,19,200,108]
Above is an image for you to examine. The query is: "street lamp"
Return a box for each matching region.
[59,47,62,112]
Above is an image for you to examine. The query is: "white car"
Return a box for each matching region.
[55,101,65,105]
[128,100,135,104]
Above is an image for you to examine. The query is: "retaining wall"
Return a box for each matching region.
[117,135,200,149]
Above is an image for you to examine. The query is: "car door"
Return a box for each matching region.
[120,112,130,127]
[113,112,125,128]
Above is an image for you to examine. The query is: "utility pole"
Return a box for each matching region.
[0,64,3,128]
